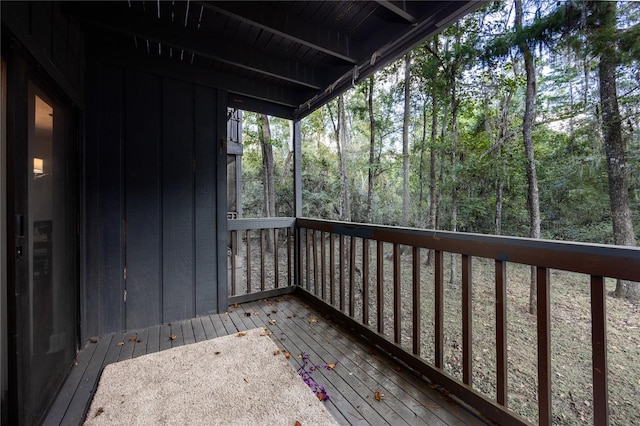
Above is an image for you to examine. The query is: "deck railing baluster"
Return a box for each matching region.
[537,266,552,426]
[435,249,443,368]
[330,232,336,306]
[287,227,292,286]
[274,229,279,288]
[496,259,507,406]
[230,230,237,296]
[413,247,421,356]
[304,229,313,291]
[393,243,401,345]
[321,231,326,300]
[349,236,356,318]
[246,229,252,294]
[339,235,345,312]
[260,229,266,291]
[462,254,473,385]
[591,275,609,426]
[313,229,319,295]
[363,238,370,326]
[377,240,384,334]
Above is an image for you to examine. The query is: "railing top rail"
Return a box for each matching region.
[227,217,296,231]
[296,218,640,281]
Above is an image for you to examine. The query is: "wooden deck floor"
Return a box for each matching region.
[43,295,489,425]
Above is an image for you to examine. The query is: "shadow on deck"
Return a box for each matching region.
[43,295,489,425]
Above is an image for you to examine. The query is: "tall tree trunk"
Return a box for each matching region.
[338,94,350,221]
[495,91,513,236]
[426,46,439,267]
[259,114,276,252]
[591,1,639,299]
[402,53,411,227]
[449,79,459,285]
[418,96,428,221]
[367,76,376,223]
[516,0,541,315]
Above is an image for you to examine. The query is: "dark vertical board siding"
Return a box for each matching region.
[98,65,125,334]
[162,78,195,322]
[52,5,69,79]
[216,91,229,313]
[30,3,53,60]
[83,62,124,338]
[125,70,162,330]
[194,87,218,315]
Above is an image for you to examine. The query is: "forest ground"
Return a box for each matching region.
[236,238,640,425]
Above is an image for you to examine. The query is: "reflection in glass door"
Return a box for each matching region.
[21,83,78,423]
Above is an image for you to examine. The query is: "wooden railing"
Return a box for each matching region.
[295,218,640,426]
[227,218,295,303]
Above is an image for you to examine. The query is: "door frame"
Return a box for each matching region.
[5,39,81,425]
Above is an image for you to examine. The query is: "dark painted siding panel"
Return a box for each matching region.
[162,78,195,322]
[31,3,53,60]
[194,87,218,315]
[125,70,162,330]
[97,64,125,335]
[84,62,124,339]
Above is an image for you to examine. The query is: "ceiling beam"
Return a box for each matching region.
[374,1,417,23]
[74,6,326,90]
[198,1,358,64]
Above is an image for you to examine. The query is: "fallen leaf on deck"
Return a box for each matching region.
[269,319,277,325]
[169,335,176,341]
[244,312,251,317]
[284,352,290,358]
[253,312,260,316]
[237,331,247,337]
[117,341,125,346]
[274,349,281,355]
[272,309,278,313]
[309,317,319,323]
[327,363,336,369]
[90,338,98,344]
[231,303,240,308]
[374,391,382,401]
[136,339,142,343]
[128,336,137,342]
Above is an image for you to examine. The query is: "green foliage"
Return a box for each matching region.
[236,0,640,246]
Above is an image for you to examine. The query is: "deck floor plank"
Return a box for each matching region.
[43,295,487,425]
[192,317,208,342]
[146,325,161,354]
[59,334,114,426]
[159,323,173,351]
[132,327,150,359]
[182,319,197,345]
[200,314,218,339]
[117,331,139,361]
[42,336,102,426]
[208,313,228,337]
[169,321,185,348]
